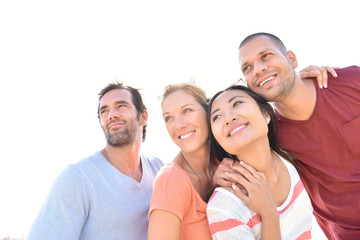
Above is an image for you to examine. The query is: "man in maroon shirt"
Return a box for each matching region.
[216,33,359,239]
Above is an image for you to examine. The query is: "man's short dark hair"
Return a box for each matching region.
[239,32,288,55]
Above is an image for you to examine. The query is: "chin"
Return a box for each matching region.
[183,145,202,153]
[181,147,197,153]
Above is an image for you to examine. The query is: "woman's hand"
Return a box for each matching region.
[227,161,281,240]
[212,158,240,187]
[299,65,338,89]
[215,160,281,239]
[226,161,278,218]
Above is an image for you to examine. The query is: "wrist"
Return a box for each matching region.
[261,209,279,221]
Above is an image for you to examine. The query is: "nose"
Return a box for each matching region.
[108,107,119,120]
[225,113,238,126]
[175,115,187,131]
[253,60,267,77]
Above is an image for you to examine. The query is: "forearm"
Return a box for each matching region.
[260,211,281,240]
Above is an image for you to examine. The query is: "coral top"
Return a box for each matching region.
[149,162,212,240]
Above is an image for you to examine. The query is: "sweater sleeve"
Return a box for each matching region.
[27,165,91,240]
[149,164,191,222]
[206,188,257,240]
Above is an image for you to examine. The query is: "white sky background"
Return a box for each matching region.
[0,0,359,238]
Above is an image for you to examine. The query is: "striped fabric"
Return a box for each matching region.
[207,156,313,240]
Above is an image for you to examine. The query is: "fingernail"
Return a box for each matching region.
[240,161,244,165]
[225,172,229,175]
[319,84,323,89]
[324,83,327,88]
[232,183,236,190]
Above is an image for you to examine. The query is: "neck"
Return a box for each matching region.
[179,143,215,202]
[180,143,211,173]
[101,140,142,181]
[236,139,290,207]
[273,77,316,120]
[235,139,280,182]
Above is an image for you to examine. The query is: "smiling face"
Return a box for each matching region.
[161,90,209,153]
[99,89,146,147]
[210,89,269,156]
[239,35,298,102]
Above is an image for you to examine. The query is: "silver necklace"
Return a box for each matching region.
[181,152,200,180]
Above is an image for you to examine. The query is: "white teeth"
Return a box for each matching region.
[230,125,245,136]
[260,76,274,86]
[180,132,194,139]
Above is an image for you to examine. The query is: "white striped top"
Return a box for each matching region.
[207,155,313,240]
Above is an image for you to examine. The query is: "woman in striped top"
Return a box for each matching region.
[207,85,313,240]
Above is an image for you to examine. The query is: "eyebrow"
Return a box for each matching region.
[99,100,130,112]
[162,103,195,116]
[210,95,246,116]
[241,48,272,69]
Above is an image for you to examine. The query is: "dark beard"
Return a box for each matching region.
[266,68,296,103]
[106,127,136,147]
[103,117,139,147]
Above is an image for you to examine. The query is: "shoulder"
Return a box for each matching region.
[208,187,243,204]
[207,187,249,214]
[49,166,90,199]
[328,65,360,87]
[278,154,297,173]
[336,65,360,77]
[49,152,105,194]
[276,154,302,185]
[154,163,189,187]
[140,154,164,170]
[54,164,87,187]
[277,155,312,211]
[150,163,193,219]
[152,163,194,202]
[72,151,103,173]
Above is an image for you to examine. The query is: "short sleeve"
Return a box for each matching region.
[206,188,256,240]
[149,164,192,222]
[27,165,91,240]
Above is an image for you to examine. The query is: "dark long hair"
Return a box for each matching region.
[208,85,297,168]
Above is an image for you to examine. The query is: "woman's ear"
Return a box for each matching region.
[263,112,271,124]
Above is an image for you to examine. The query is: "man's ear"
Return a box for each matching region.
[286,50,298,69]
[140,110,148,126]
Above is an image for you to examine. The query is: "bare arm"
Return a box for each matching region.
[148,209,181,240]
